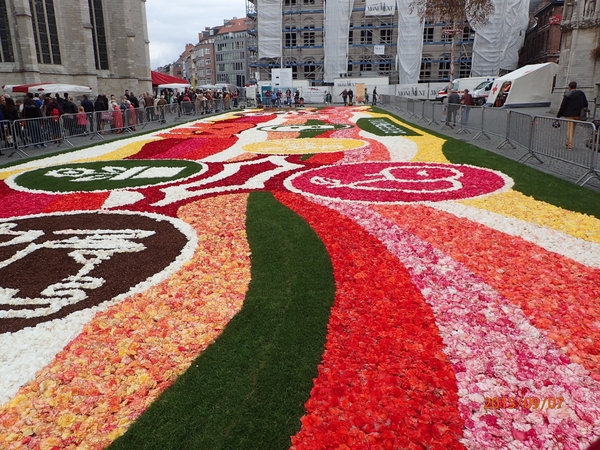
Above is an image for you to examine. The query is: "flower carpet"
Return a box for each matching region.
[0,106,599,449]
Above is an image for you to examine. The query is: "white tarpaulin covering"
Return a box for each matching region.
[485,62,558,107]
[365,0,396,16]
[396,0,424,84]
[468,0,530,76]
[258,0,282,59]
[324,0,354,82]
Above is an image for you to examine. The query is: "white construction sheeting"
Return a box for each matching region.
[324,0,354,83]
[468,0,530,76]
[396,0,424,84]
[365,0,396,16]
[258,0,283,60]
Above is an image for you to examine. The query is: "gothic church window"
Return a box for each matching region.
[29,0,61,65]
[0,0,14,62]
[88,0,109,70]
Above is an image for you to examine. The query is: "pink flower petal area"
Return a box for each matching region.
[372,203,600,383]
[319,200,600,449]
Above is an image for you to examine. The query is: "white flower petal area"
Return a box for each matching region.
[357,129,418,162]
[431,201,600,269]
[0,210,198,405]
[201,113,290,162]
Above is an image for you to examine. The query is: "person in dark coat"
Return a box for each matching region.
[22,98,46,147]
[81,94,95,132]
[446,89,461,126]
[556,81,589,150]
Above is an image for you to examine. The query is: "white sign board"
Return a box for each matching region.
[271,68,293,88]
[303,86,330,104]
[365,0,396,16]
[395,83,448,100]
[374,45,385,55]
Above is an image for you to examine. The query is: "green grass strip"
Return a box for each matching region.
[376,107,600,218]
[108,191,335,450]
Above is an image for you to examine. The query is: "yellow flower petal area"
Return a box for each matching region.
[0,194,251,450]
[242,138,369,154]
[459,190,600,243]
[0,139,158,181]
[362,111,449,163]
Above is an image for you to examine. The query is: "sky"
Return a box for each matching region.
[145,0,248,69]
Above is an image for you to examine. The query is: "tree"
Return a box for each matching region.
[410,0,494,82]
[409,0,494,28]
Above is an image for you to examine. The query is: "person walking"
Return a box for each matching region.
[348,89,354,106]
[460,88,475,125]
[556,81,589,150]
[446,89,461,126]
[340,89,348,106]
[372,87,378,106]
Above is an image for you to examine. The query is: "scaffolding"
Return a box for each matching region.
[246,0,503,85]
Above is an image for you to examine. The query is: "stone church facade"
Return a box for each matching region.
[0,0,152,95]
[552,0,600,116]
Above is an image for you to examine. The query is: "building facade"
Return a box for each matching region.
[245,0,475,85]
[0,0,152,95]
[519,0,563,66]
[215,17,249,87]
[551,0,599,114]
[194,28,219,86]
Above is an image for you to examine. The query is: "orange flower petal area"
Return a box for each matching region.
[0,194,251,449]
[372,203,600,381]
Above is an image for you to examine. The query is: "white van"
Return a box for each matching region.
[435,76,496,101]
[471,80,494,106]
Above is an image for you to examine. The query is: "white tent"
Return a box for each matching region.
[485,62,559,108]
[2,83,93,94]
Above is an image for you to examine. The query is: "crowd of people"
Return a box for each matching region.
[0,86,242,149]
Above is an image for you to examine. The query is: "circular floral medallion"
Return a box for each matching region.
[8,159,206,193]
[0,211,195,333]
[284,161,513,203]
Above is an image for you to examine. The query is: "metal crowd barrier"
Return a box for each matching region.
[385,96,600,188]
[526,116,597,173]
[0,119,19,157]
[1,102,227,158]
[497,110,533,150]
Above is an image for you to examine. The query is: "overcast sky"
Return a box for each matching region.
[145,0,248,69]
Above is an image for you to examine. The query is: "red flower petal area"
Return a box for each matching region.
[0,182,56,218]
[286,162,509,203]
[127,138,189,160]
[374,203,600,382]
[274,192,465,450]
[43,192,110,213]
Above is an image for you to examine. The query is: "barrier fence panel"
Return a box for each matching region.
[580,126,600,185]
[422,101,437,125]
[527,116,597,181]
[1,120,20,157]
[14,116,64,151]
[60,113,90,145]
[406,99,416,118]
[497,110,533,150]
[481,107,510,142]
[471,106,489,140]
